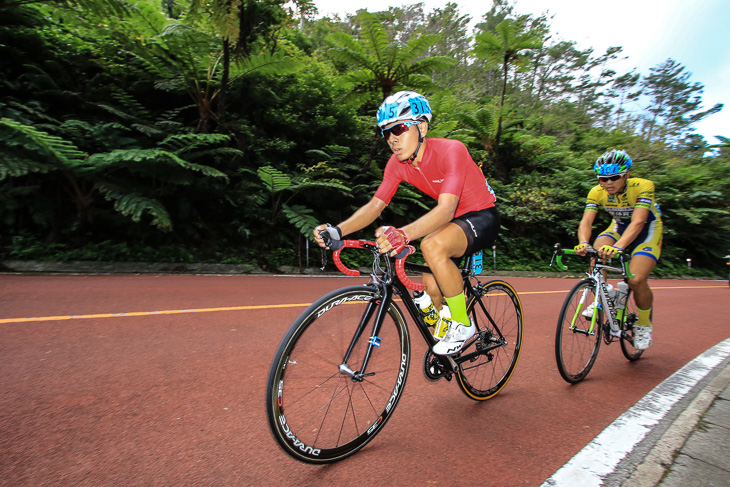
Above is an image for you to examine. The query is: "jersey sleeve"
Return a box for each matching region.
[438,144,469,197]
[585,185,602,212]
[633,179,655,210]
[372,156,403,206]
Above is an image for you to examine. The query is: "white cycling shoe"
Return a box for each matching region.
[582,303,596,318]
[633,325,653,350]
[432,320,475,356]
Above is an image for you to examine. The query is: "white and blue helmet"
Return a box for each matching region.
[376,91,432,128]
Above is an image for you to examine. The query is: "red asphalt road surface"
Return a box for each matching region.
[1,273,728,486]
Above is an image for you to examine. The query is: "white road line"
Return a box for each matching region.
[540,337,730,487]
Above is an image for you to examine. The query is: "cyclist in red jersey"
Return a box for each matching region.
[314,91,499,355]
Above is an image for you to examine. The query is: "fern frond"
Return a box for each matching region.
[283,204,320,240]
[289,180,351,193]
[97,184,173,231]
[88,149,227,180]
[179,161,228,179]
[0,154,54,179]
[0,118,86,178]
[258,165,292,193]
[230,52,305,81]
[159,133,231,152]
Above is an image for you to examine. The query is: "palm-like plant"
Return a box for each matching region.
[0,118,234,231]
[474,18,543,148]
[455,106,526,178]
[326,11,456,168]
[326,11,456,102]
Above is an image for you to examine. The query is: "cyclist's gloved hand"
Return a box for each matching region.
[380,226,409,254]
[599,244,622,257]
[315,223,342,248]
[574,242,590,252]
[321,223,342,241]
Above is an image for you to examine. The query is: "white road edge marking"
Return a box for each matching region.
[540,337,730,487]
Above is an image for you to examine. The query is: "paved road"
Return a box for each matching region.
[1,274,728,486]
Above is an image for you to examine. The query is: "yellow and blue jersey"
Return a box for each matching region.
[585,178,663,261]
[585,178,662,232]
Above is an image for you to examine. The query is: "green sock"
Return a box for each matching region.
[637,307,652,327]
[445,293,470,326]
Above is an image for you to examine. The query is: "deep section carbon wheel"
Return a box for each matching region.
[266,286,410,463]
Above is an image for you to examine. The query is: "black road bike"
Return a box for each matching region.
[550,243,644,384]
[266,237,523,463]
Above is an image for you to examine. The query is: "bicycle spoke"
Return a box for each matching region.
[266,287,410,463]
[555,279,602,383]
[456,280,523,401]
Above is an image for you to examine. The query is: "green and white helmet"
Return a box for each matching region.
[376,91,432,128]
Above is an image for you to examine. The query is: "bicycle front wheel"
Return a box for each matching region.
[555,279,602,383]
[619,289,645,361]
[265,286,410,464]
[457,280,523,400]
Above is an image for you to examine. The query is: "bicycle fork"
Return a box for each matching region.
[570,285,598,336]
[339,285,393,382]
[571,280,623,339]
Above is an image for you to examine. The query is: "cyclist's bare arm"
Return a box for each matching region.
[576,209,597,255]
[374,193,458,254]
[401,193,459,242]
[313,197,387,248]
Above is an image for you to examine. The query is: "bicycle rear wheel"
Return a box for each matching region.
[457,280,523,400]
[555,279,602,383]
[266,286,410,463]
[620,289,645,361]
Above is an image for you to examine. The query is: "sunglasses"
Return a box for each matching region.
[598,174,623,182]
[381,121,420,139]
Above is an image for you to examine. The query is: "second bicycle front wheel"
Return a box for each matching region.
[555,279,602,383]
[265,285,410,464]
[457,280,523,400]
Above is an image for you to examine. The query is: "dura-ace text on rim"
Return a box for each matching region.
[266,286,410,464]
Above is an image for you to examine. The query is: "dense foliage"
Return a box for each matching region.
[1,0,728,276]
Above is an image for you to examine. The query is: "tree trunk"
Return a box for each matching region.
[217,39,231,125]
[495,59,508,148]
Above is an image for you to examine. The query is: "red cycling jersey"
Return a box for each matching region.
[373,138,496,217]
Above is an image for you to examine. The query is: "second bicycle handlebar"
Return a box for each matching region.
[551,243,635,279]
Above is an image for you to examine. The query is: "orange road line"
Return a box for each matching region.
[0,303,311,324]
[0,285,723,324]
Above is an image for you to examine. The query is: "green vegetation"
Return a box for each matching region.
[0,0,728,276]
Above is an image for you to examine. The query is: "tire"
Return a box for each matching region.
[457,280,523,400]
[620,289,645,361]
[265,286,410,463]
[555,279,602,383]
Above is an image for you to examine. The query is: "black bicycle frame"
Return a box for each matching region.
[337,249,501,378]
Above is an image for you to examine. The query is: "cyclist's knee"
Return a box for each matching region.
[593,236,614,248]
[421,233,448,260]
[628,274,650,290]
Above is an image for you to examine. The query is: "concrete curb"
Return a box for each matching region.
[625,361,730,486]
[541,338,730,487]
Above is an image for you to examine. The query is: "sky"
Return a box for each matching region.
[312,0,729,144]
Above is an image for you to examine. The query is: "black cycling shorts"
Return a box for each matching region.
[453,206,500,257]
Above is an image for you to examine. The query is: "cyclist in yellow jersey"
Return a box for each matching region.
[574,149,662,350]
